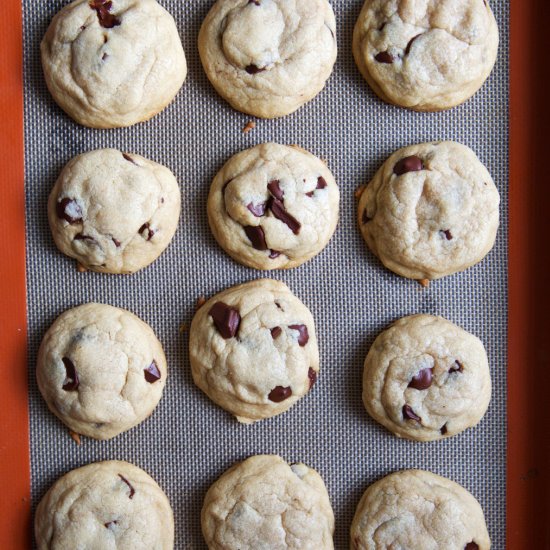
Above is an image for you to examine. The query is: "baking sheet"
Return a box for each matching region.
[23,1,509,547]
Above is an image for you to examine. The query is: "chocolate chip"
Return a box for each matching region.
[375,51,393,63]
[56,198,82,224]
[122,153,137,165]
[139,223,154,241]
[441,229,453,240]
[394,156,424,176]
[362,210,371,224]
[269,250,281,259]
[144,360,161,383]
[440,423,448,435]
[308,367,317,389]
[449,360,463,373]
[244,225,268,250]
[268,386,292,402]
[289,324,309,346]
[89,0,121,28]
[74,234,96,244]
[402,404,421,422]
[247,202,266,217]
[405,34,422,55]
[245,64,264,74]
[268,198,301,234]
[408,367,433,390]
[112,237,121,247]
[104,521,117,529]
[118,475,135,499]
[209,302,241,339]
[306,176,328,197]
[61,357,79,391]
[270,326,282,339]
[267,179,284,200]
[465,543,479,550]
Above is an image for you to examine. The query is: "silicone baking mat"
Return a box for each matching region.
[23,1,508,547]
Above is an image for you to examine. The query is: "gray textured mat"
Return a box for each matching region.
[24,1,508,547]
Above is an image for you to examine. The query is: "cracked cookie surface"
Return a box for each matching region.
[353,0,499,111]
[199,0,337,118]
[202,455,334,549]
[363,314,491,442]
[37,303,167,439]
[41,0,187,128]
[48,148,181,274]
[208,143,339,270]
[350,469,490,549]
[189,279,319,423]
[35,460,174,550]
[357,141,500,280]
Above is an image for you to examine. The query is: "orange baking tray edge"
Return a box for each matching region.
[1,0,548,548]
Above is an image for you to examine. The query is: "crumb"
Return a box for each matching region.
[418,279,430,288]
[179,323,189,333]
[77,263,87,273]
[354,184,366,199]
[196,296,206,309]
[69,430,81,445]
[242,120,256,133]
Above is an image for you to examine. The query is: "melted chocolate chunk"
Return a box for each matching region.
[402,404,421,422]
[449,360,464,373]
[269,250,281,259]
[441,229,453,240]
[247,202,266,217]
[144,360,161,383]
[89,0,121,28]
[245,64,265,74]
[270,326,282,339]
[118,474,135,499]
[440,423,448,435]
[122,153,137,165]
[244,225,268,250]
[308,367,317,389]
[465,543,479,550]
[408,367,433,390]
[375,51,393,63]
[139,223,154,241]
[269,198,301,234]
[268,386,292,402]
[267,180,284,200]
[209,302,241,338]
[56,198,82,224]
[61,357,79,391]
[405,34,422,55]
[306,176,328,197]
[289,324,309,346]
[112,237,121,247]
[394,156,424,175]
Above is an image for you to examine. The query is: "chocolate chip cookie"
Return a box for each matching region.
[41,0,187,128]
[207,143,339,270]
[37,303,167,439]
[48,148,181,274]
[351,469,490,549]
[189,279,319,423]
[35,460,174,549]
[202,455,334,549]
[357,141,500,280]
[353,0,499,111]
[363,314,491,442]
[198,0,337,118]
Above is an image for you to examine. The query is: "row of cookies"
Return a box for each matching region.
[41,0,499,127]
[35,455,490,548]
[50,141,499,282]
[37,279,490,442]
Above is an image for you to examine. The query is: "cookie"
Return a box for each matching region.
[207,143,339,270]
[357,141,500,280]
[352,0,499,111]
[198,0,337,118]
[41,0,187,128]
[363,314,491,441]
[48,148,181,274]
[37,303,167,439]
[35,460,174,549]
[189,279,319,423]
[350,469,490,549]
[202,455,334,549]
